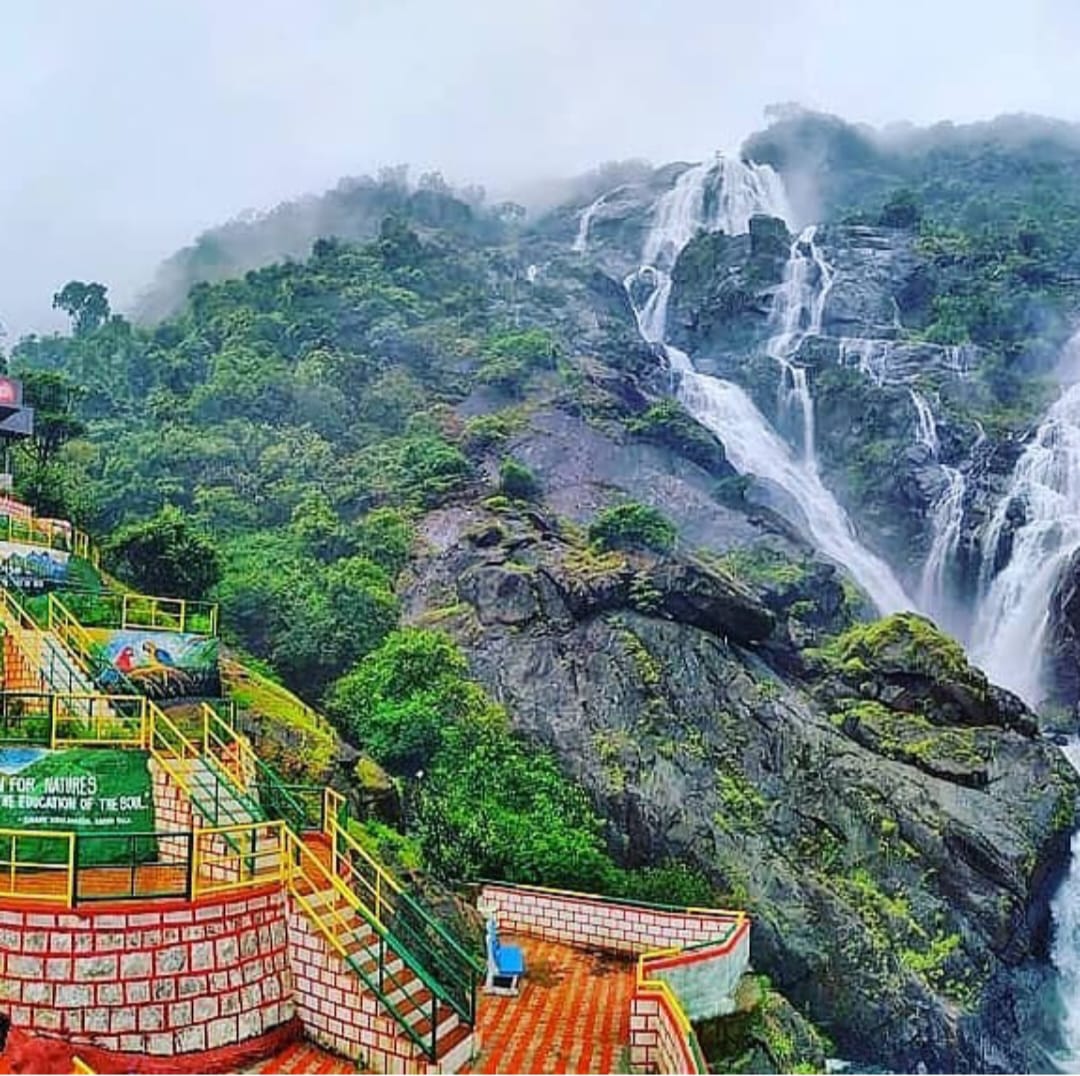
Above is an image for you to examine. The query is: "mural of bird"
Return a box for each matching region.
[141,641,176,669]
[115,646,137,674]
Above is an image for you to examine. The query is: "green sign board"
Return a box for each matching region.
[0,748,156,865]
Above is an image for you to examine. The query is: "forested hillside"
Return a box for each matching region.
[7,108,1080,1073]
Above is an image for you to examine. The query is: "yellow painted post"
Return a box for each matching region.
[67,832,76,907]
[179,599,186,634]
[191,832,202,899]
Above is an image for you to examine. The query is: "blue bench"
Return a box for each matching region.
[485,917,526,995]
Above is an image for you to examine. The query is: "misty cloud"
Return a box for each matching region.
[2,0,1079,339]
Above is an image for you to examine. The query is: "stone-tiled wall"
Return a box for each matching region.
[0,886,294,1057]
[629,992,701,1074]
[480,882,750,1076]
[479,882,745,956]
[285,897,473,1074]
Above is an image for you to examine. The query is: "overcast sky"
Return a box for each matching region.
[2,0,1079,339]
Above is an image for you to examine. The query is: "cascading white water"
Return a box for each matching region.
[1050,740,1080,1071]
[910,388,966,626]
[972,334,1080,704]
[572,192,607,254]
[766,226,834,465]
[626,157,910,614]
[910,389,940,458]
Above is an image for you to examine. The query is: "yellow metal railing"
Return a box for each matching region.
[0,513,98,567]
[0,827,76,906]
[147,701,201,797]
[203,704,256,794]
[324,787,345,831]
[327,812,401,928]
[192,820,285,898]
[120,593,218,636]
[71,1057,95,1075]
[47,593,100,676]
[284,826,368,950]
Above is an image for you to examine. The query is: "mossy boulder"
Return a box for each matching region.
[813,613,1036,734]
[697,974,828,1074]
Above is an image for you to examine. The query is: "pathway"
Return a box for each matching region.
[471,936,634,1074]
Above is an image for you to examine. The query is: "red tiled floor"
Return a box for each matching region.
[471,937,634,1074]
[248,1039,357,1073]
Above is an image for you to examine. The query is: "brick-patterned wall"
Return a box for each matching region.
[285,896,466,1074]
[0,886,294,1057]
[149,758,195,862]
[629,992,701,1074]
[2,633,41,692]
[479,882,744,956]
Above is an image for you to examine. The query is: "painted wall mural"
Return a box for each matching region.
[87,628,221,700]
[0,540,71,589]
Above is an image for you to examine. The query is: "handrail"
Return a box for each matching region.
[0,512,99,568]
[328,813,481,1024]
[0,588,108,699]
[121,593,218,636]
[283,829,444,1061]
[193,820,285,898]
[203,706,313,833]
[202,703,256,795]
[147,701,200,798]
[0,827,76,906]
[50,692,147,748]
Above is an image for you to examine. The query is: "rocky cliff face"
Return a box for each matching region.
[393,344,1079,1071]
[402,493,1076,1073]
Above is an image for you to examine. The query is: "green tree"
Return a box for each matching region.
[52,281,110,337]
[105,505,221,598]
[353,507,413,577]
[14,370,87,515]
[327,628,473,773]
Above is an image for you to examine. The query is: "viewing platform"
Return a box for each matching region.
[0,495,752,1074]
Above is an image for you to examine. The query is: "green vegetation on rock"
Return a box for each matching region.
[588,502,677,553]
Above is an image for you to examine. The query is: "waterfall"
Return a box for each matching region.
[1050,742,1080,1072]
[767,226,835,465]
[626,157,910,615]
[572,192,608,253]
[910,389,940,457]
[971,342,1080,705]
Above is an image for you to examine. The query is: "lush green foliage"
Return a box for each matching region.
[330,628,714,901]
[589,502,677,553]
[498,456,539,500]
[105,505,220,599]
[7,203,583,695]
[627,398,728,473]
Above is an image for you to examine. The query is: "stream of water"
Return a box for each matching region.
[624,157,909,614]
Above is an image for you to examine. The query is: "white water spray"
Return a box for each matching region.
[627,158,909,614]
[972,335,1080,704]
[573,192,608,254]
[910,389,940,458]
[766,226,834,464]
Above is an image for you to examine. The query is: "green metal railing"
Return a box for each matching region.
[329,816,482,1029]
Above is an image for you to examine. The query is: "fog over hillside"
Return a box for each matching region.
[3,0,1080,338]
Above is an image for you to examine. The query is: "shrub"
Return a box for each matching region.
[588,502,677,553]
[499,457,540,500]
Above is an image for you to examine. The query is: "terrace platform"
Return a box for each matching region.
[471,937,634,1074]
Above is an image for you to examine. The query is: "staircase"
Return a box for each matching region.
[0,566,481,1070]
